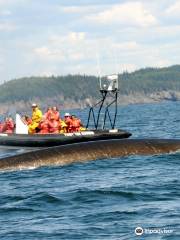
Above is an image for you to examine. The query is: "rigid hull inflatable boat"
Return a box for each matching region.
[0,129,131,147]
[0,75,132,147]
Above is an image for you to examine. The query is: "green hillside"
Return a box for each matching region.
[0,65,180,104]
[0,75,99,103]
[120,65,180,94]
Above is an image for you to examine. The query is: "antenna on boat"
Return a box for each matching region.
[96,49,102,89]
[86,42,119,130]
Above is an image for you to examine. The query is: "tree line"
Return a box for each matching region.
[0,65,180,103]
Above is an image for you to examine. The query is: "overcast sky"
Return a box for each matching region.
[0,0,180,82]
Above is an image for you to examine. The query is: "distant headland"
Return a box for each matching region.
[0,65,180,114]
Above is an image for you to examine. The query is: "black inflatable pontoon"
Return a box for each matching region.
[0,130,131,147]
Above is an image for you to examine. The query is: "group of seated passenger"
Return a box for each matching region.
[25,103,85,134]
[0,103,85,134]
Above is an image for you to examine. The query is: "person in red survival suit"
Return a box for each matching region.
[64,113,73,133]
[71,115,82,132]
[47,111,60,134]
[48,118,60,134]
[38,107,60,134]
[44,107,53,121]
[38,116,50,134]
[3,117,15,134]
[52,106,60,121]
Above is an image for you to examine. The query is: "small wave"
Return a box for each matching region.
[24,192,67,206]
[0,206,36,214]
[0,192,68,215]
[69,187,178,204]
[0,195,28,205]
[69,188,142,204]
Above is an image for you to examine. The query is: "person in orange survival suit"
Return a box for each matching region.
[48,118,60,134]
[64,113,73,133]
[48,111,60,134]
[71,115,82,132]
[44,107,52,121]
[52,106,60,121]
[38,116,50,134]
[3,117,15,134]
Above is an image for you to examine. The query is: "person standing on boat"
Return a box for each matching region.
[28,103,42,134]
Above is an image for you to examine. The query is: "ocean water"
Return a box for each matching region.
[0,101,180,240]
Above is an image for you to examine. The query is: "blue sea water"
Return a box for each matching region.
[0,101,180,240]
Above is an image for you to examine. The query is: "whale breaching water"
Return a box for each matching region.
[0,139,180,171]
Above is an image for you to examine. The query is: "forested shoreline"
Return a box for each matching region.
[0,65,180,114]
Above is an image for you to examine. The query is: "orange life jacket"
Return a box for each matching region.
[52,111,60,121]
[48,120,60,134]
[65,117,73,133]
[4,119,15,134]
[44,110,53,120]
[39,119,49,134]
[71,118,81,132]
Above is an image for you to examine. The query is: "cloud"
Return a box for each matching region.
[112,41,140,51]
[33,46,65,61]
[0,9,11,15]
[39,70,56,77]
[0,0,179,82]
[33,32,86,63]
[155,59,171,68]
[70,52,85,61]
[34,46,52,57]
[0,0,26,6]
[120,63,137,72]
[25,28,180,78]
[60,5,99,14]
[87,1,157,27]
[0,22,17,31]
[67,32,85,43]
[165,1,180,17]
[49,32,86,45]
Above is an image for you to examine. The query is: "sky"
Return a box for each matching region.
[0,0,180,82]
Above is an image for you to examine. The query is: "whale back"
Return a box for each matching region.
[0,139,180,171]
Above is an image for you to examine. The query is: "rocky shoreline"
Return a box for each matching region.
[118,91,180,105]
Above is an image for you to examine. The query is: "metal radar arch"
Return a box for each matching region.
[86,74,119,130]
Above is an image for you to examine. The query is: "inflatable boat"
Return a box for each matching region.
[0,75,132,147]
[0,129,131,147]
